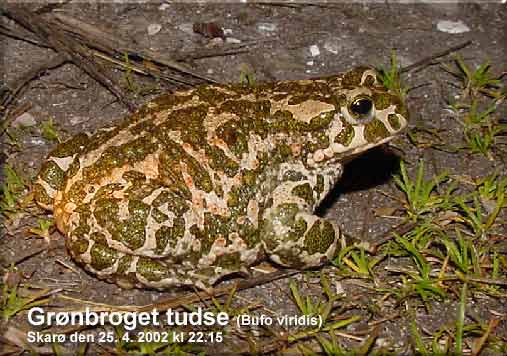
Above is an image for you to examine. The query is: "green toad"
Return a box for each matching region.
[34,67,408,290]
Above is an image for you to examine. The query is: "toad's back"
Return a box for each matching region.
[34,67,408,289]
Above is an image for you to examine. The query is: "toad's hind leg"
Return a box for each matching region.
[67,238,215,290]
[260,180,347,268]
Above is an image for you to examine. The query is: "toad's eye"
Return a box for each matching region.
[349,97,373,118]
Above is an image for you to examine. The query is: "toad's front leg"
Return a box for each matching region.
[260,180,347,268]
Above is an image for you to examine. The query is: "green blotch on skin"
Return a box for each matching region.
[129,92,193,124]
[364,119,390,143]
[155,217,185,254]
[304,220,335,255]
[33,183,53,207]
[218,99,271,118]
[39,161,65,190]
[226,169,259,216]
[158,140,210,196]
[71,224,90,239]
[95,184,124,199]
[158,153,192,199]
[94,198,119,229]
[67,158,81,179]
[272,144,292,163]
[75,204,92,223]
[152,190,189,216]
[215,252,241,269]
[190,213,230,254]
[137,258,168,282]
[90,232,107,245]
[124,136,158,164]
[90,243,118,270]
[184,154,213,193]
[82,136,157,182]
[334,118,354,146]
[242,170,257,186]
[307,111,334,130]
[129,120,156,136]
[282,170,305,182]
[117,255,133,274]
[216,121,248,157]
[123,170,146,182]
[156,105,209,149]
[335,94,348,107]
[49,133,89,158]
[292,183,315,206]
[363,75,376,86]
[342,66,370,87]
[287,95,311,105]
[277,81,330,105]
[86,128,122,153]
[109,199,149,251]
[388,113,401,130]
[196,85,235,103]
[129,199,150,221]
[69,235,89,255]
[315,175,325,196]
[271,110,333,138]
[240,222,261,248]
[125,181,161,200]
[151,208,168,223]
[307,131,330,153]
[113,220,146,251]
[67,180,88,203]
[206,144,239,177]
[372,92,392,110]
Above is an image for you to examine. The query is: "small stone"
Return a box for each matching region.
[323,40,339,54]
[207,68,214,74]
[176,23,194,36]
[225,37,241,44]
[158,3,170,10]
[147,23,162,36]
[306,60,314,66]
[335,281,345,295]
[436,20,470,34]
[30,137,46,145]
[257,22,277,32]
[223,28,233,36]
[208,38,224,47]
[309,44,320,57]
[12,112,36,127]
[70,116,87,125]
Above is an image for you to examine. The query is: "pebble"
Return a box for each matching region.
[436,20,470,34]
[226,37,242,44]
[306,60,314,66]
[257,22,277,32]
[70,116,87,125]
[147,23,162,36]
[29,137,46,145]
[158,3,170,10]
[309,44,320,57]
[176,23,195,36]
[12,112,36,127]
[323,40,339,54]
[208,38,224,46]
[223,28,233,36]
